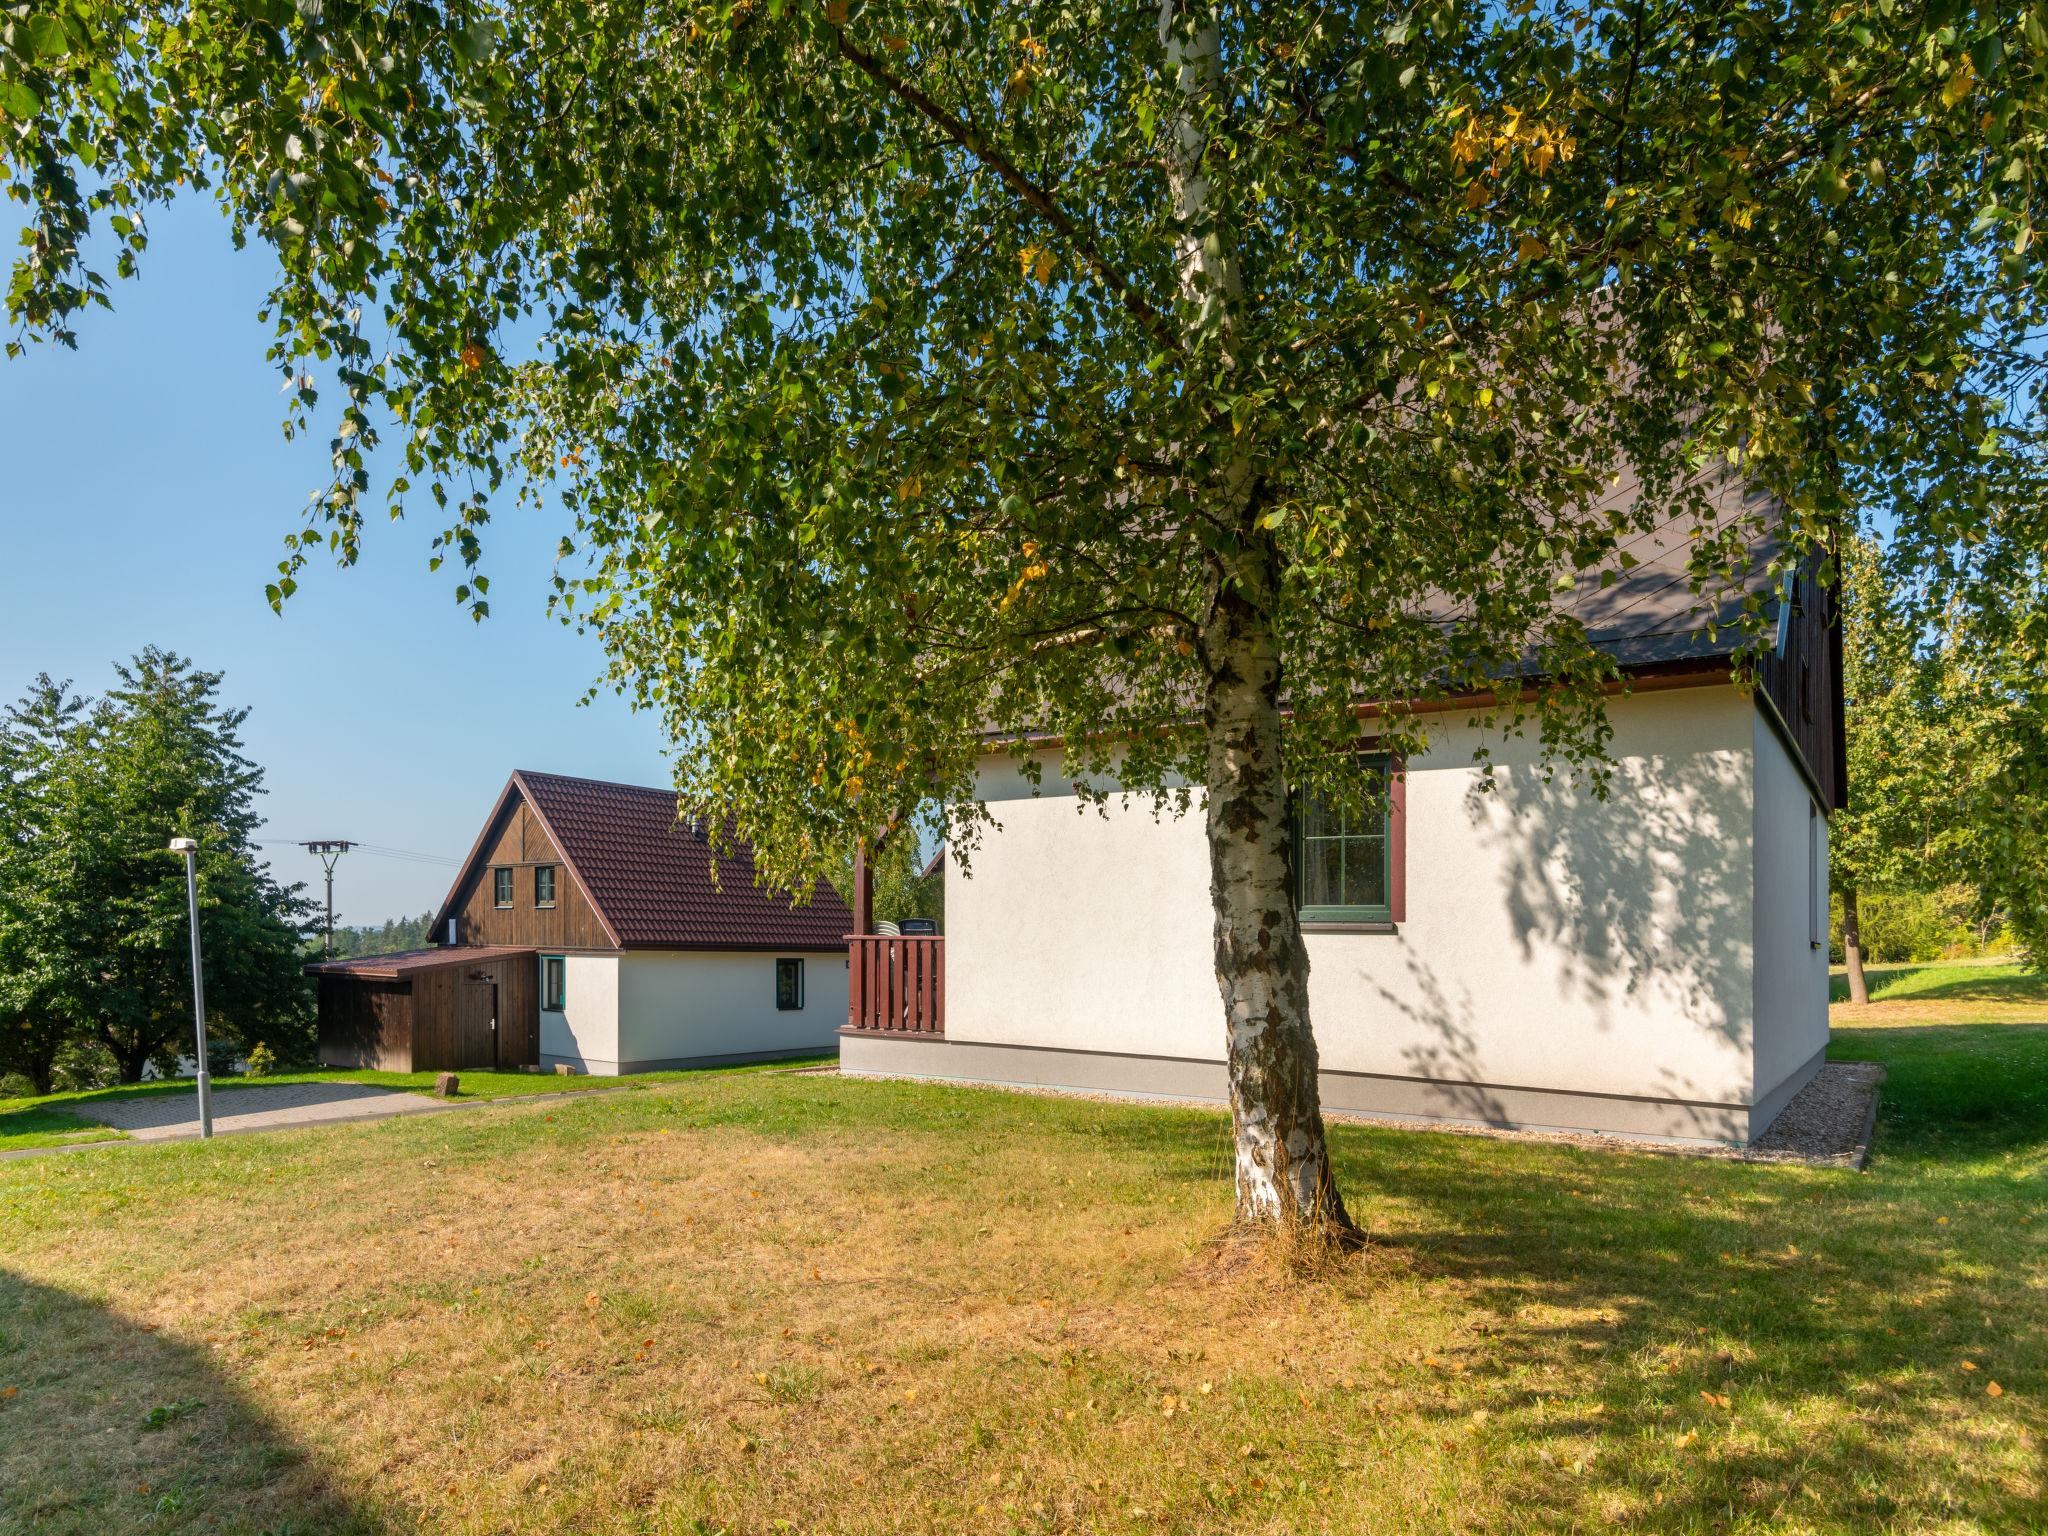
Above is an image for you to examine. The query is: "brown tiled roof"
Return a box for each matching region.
[304,944,536,979]
[506,770,852,950]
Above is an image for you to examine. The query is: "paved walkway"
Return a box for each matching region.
[65,1082,449,1142]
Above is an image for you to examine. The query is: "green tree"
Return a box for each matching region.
[9,2,2048,1234]
[0,675,92,1094]
[326,910,437,960]
[1834,530,2048,992]
[0,651,317,1083]
[831,831,945,931]
[1831,536,1958,1001]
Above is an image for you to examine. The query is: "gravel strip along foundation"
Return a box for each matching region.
[841,1061,1887,1168]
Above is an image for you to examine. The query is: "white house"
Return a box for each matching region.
[841,519,1844,1146]
[311,770,850,1074]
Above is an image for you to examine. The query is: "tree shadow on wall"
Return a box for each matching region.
[1472,748,1752,1046]
[0,1268,401,1536]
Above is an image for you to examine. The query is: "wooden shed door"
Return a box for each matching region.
[457,979,499,1069]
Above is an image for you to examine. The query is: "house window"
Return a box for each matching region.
[542,955,567,1011]
[775,958,805,1011]
[534,865,557,908]
[1809,803,1824,949]
[1294,757,1394,924]
[492,867,514,908]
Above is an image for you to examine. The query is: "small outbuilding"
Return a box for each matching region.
[309,945,539,1073]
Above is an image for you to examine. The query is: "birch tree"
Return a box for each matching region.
[8,0,2048,1236]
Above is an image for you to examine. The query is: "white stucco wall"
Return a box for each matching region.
[615,950,849,1070]
[948,686,1787,1113]
[1750,709,1832,1101]
[539,954,621,1072]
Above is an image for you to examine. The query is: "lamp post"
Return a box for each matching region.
[168,837,213,1139]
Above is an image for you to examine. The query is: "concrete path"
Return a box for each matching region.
[68,1081,449,1141]
[0,1082,639,1162]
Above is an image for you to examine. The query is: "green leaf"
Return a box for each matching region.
[26,15,70,59]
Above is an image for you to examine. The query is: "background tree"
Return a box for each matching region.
[0,675,92,1094]
[9,1,2048,1234]
[1830,536,1961,1002]
[326,910,437,960]
[1833,529,2046,994]
[0,651,315,1086]
[830,832,945,931]
[80,650,316,1081]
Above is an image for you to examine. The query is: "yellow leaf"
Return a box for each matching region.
[1962,1359,1978,1371]
[1943,59,1975,107]
[1987,1380,2005,1397]
[1516,232,1546,261]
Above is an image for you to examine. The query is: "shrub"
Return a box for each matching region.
[244,1042,278,1078]
[1830,888,1970,964]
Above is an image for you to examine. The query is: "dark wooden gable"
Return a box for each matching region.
[439,788,616,950]
[1753,557,1847,812]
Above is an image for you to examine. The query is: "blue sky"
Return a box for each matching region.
[0,198,673,925]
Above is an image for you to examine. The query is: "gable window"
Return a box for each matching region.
[542,955,567,1012]
[534,865,557,908]
[492,867,514,908]
[1294,756,1398,925]
[775,958,806,1011]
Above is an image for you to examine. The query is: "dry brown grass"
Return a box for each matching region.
[2,1067,2042,1534]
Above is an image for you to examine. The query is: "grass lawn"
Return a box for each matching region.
[0,1057,832,1153]
[1,989,2042,1534]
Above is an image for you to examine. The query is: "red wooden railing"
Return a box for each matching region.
[846,934,945,1034]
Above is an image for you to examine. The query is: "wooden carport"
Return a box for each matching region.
[308,946,539,1073]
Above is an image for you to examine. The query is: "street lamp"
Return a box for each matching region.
[168,837,213,1140]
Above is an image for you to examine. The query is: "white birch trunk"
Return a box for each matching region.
[1161,0,1355,1238]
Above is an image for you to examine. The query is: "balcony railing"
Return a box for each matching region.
[846,934,944,1035]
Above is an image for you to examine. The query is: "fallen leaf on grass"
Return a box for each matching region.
[1988,1381,2005,1398]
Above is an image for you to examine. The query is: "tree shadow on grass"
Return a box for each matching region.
[0,1269,401,1536]
[1323,1128,2043,1530]
[1829,964,2044,1007]
[1830,1021,2048,1164]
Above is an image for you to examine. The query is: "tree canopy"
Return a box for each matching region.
[9,0,2048,1223]
[0,651,315,1090]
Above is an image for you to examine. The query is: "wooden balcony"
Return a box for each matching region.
[846,933,944,1035]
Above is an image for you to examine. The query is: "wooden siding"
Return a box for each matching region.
[316,952,538,1072]
[316,977,413,1071]
[448,799,614,950]
[408,951,540,1071]
[1754,558,1847,812]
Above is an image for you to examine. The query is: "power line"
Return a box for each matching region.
[256,840,459,867]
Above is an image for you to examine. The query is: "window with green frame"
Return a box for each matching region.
[1293,756,1393,923]
[542,955,567,1011]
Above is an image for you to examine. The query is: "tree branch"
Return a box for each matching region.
[831,27,1184,360]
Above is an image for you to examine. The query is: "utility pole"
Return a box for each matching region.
[298,840,355,956]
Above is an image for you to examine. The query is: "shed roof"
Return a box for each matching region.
[304,945,537,980]
[436,771,854,952]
